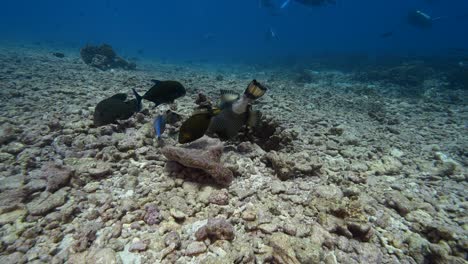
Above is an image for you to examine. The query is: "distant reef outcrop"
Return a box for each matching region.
[80,44,136,71]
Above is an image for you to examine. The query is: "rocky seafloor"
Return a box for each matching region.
[0,46,466,264]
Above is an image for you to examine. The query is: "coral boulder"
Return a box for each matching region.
[161,136,233,186]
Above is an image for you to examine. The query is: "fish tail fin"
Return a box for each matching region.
[244,80,268,100]
[132,88,142,112]
[280,0,291,9]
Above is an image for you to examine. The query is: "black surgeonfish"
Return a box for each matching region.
[135,80,186,107]
[93,90,142,127]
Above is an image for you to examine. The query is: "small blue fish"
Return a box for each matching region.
[154,115,166,139]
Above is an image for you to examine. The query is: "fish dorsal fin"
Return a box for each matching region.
[110,93,127,101]
[220,89,239,104]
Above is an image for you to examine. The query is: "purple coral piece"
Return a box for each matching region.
[144,204,161,225]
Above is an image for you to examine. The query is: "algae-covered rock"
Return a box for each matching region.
[185,241,207,256]
[0,123,17,145]
[265,150,322,180]
[26,189,67,216]
[0,189,26,214]
[80,44,136,71]
[369,155,403,175]
[0,208,27,225]
[195,217,235,241]
[65,158,112,183]
[268,233,302,264]
[86,248,121,264]
[41,163,73,192]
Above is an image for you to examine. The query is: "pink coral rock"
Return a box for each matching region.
[161,136,233,186]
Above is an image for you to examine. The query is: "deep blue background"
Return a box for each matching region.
[0,0,467,62]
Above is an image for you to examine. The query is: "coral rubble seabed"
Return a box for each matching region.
[0,46,467,263]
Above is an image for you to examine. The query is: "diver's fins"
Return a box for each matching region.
[244,80,268,100]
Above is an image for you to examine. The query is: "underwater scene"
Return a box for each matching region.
[0,0,467,263]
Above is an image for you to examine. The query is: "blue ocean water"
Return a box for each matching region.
[1,0,467,63]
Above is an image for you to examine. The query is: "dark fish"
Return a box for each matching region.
[154,115,166,139]
[178,89,235,144]
[141,80,186,107]
[178,108,216,144]
[93,91,142,127]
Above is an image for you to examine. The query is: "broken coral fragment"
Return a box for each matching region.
[195,217,235,241]
[161,136,233,186]
[265,150,322,180]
